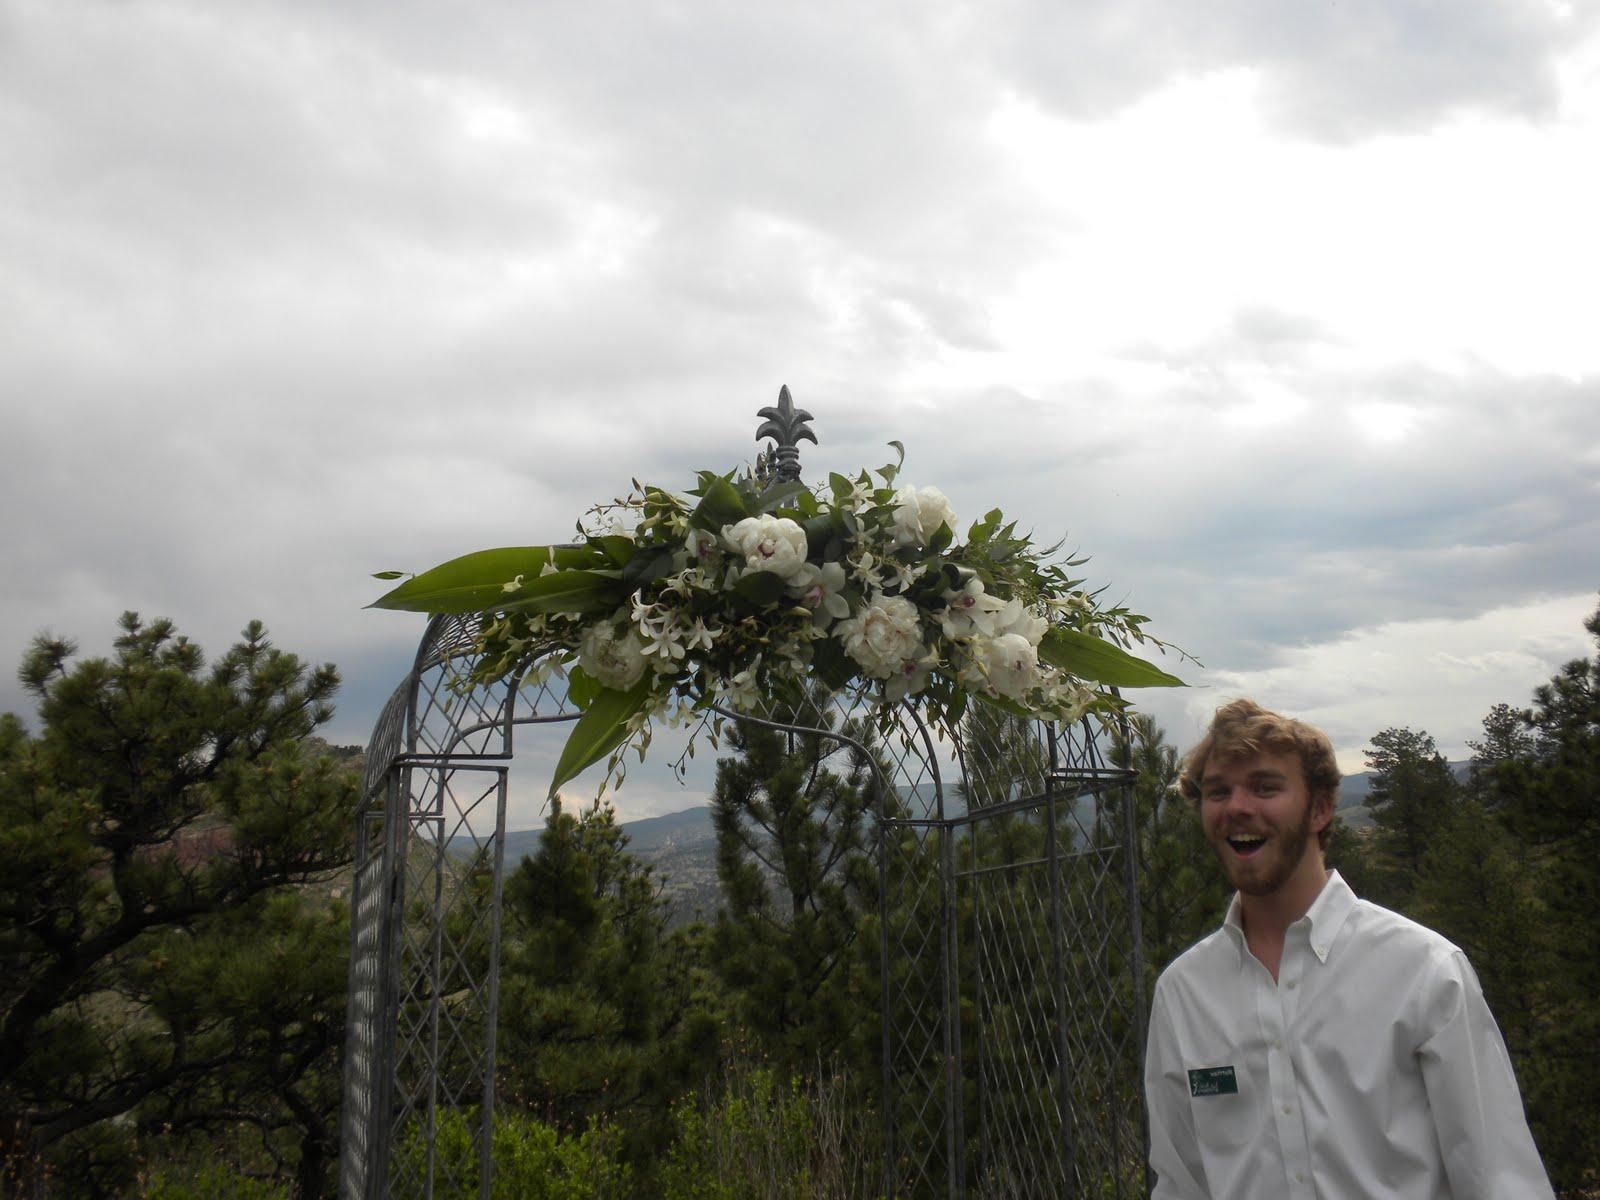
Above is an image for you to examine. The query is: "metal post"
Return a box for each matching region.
[1116,713,1150,1199]
[877,778,898,1200]
[1046,725,1076,1197]
[478,769,509,1200]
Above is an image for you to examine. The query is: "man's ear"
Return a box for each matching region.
[1310,789,1336,836]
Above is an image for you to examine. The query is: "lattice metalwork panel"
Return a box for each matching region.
[966,808,1067,1198]
[380,765,506,1200]
[340,808,394,1200]
[877,707,1145,1200]
[507,665,583,724]
[364,682,409,802]
[409,616,515,761]
[1055,787,1146,1199]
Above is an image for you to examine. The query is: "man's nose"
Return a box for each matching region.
[1221,785,1254,813]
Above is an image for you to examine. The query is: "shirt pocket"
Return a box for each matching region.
[1184,1060,1257,1151]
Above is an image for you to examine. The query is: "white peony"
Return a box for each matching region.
[723,514,810,579]
[891,486,957,548]
[965,633,1040,700]
[836,592,925,678]
[578,621,649,691]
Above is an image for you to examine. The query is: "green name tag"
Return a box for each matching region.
[1188,1066,1239,1097]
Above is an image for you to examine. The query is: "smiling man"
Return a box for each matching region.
[1143,698,1552,1199]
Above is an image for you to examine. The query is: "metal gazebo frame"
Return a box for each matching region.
[338,392,1150,1199]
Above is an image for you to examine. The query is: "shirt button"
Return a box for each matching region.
[1296,1171,1306,1183]
[1287,980,1298,990]
[1283,1103,1293,1114]
[1272,1038,1282,1050]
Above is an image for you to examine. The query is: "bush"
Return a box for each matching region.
[659,1063,880,1200]
[394,1106,630,1200]
[141,1162,289,1200]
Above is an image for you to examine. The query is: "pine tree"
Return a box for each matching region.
[707,687,877,1070]
[1361,726,1461,905]
[1109,715,1230,982]
[497,798,719,1156]
[0,614,358,1196]
[1466,702,1535,811]
[1487,599,1600,1190]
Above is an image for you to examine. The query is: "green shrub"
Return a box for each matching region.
[393,1106,630,1199]
[140,1162,289,1200]
[659,1064,880,1200]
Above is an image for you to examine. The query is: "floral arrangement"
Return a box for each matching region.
[372,448,1182,794]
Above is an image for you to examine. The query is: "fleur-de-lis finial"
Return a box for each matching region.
[756,385,816,484]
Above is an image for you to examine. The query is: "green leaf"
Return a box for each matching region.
[549,677,654,794]
[620,546,680,589]
[587,535,636,567]
[757,479,808,514]
[878,440,906,484]
[973,690,1035,720]
[802,514,835,553]
[946,687,969,726]
[812,637,855,691]
[1038,628,1185,688]
[497,570,622,616]
[565,666,600,711]
[732,570,787,607]
[968,509,1003,544]
[369,546,602,613]
[371,569,406,580]
[689,475,750,531]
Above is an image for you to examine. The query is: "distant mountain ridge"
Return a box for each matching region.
[1334,761,1471,830]
[478,763,1472,919]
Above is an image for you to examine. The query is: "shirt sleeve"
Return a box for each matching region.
[1416,948,1555,1200]
[1144,982,1210,1199]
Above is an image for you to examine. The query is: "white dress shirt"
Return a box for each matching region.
[1144,871,1553,1199]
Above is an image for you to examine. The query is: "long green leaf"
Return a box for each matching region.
[756,480,808,514]
[369,546,601,613]
[549,678,653,794]
[1038,628,1185,688]
[497,570,622,615]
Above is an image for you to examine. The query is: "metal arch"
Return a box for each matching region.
[340,617,587,1200]
[340,394,1152,1200]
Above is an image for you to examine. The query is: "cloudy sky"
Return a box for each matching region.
[3,0,1597,826]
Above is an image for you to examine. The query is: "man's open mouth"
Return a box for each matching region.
[1226,834,1268,858]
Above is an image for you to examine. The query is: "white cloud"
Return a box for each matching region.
[1183,591,1597,772]
[0,0,1595,828]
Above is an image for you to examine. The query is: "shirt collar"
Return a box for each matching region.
[1220,870,1356,966]
[1302,869,1356,962]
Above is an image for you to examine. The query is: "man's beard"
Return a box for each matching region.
[1219,798,1315,897]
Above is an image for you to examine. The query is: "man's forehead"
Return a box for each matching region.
[1200,750,1301,782]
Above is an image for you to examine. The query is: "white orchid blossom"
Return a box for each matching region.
[966,632,1040,700]
[788,561,851,630]
[686,527,720,560]
[885,648,940,701]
